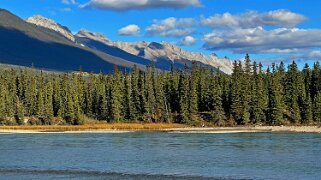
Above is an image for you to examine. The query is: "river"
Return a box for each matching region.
[0,132,320,179]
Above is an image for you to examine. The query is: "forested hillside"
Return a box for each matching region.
[0,55,320,126]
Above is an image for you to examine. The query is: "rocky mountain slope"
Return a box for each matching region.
[0,8,233,74]
[26,15,75,42]
[75,29,152,67]
[76,29,233,74]
[0,9,144,73]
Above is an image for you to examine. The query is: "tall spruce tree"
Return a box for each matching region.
[284,62,302,124]
[178,65,190,123]
[314,91,321,123]
[189,62,199,117]
[123,75,133,121]
[267,68,284,125]
[250,61,266,124]
[211,76,226,125]
[110,66,123,122]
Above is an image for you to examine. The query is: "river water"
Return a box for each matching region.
[0,132,320,179]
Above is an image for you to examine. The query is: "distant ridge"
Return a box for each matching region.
[0,8,233,74]
[0,9,145,73]
[76,29,233,74]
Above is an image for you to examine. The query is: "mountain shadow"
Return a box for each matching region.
[0,27,129,73]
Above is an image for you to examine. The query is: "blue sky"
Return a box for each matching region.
[2,0,321,67]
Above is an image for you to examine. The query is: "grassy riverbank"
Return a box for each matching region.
[0,124,320,133]
[0,123,185,131]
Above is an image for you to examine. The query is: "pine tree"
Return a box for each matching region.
[231,60,250,124]
[72,75,83,125]
[36,85,45,120]
[14,95,25,125]
[311,62,321,101]
[189,62,198,118]
[130,65,140,120]
[25,73,38,116]
[166,68,179,114]
[58,74,77,124]
[314,91,321,123]
[154,72,168,122]
[211,76,226,125]
[123,75,133,121]
[110,66,123,122]
[301,94,313,124]
[96,77,109,121]
[3,75,14,122]
[144,66,156,122]
[250,61,266,124]
[137,70,146,119]
[0,77,8,122]
[267,69,284,125]
[244,53,252,74]
[284,62,302,124]
[43,81,54,124]
[302,63,312,97]
[178,65,190,123]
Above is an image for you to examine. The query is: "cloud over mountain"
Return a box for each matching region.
[179,36,196,46]
[203,27,321,54]
[201,9,306,29]
[80,0,201,11]
[199,9,321,62]
[117,24,140,36]
[146,17,195,37]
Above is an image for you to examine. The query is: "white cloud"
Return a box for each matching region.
[203,27,321,53]
[146,17,195,37]
[201,9,306,28]
[199,9,321,64]
[306,51,321,60]
[256,51,321,66]
[178,36,196,46]
[117,24,140,36]
[80,0,200,11]
[62,0,77,5]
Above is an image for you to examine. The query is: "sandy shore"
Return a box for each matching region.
[0,126,320,134]
[166,126,321,133]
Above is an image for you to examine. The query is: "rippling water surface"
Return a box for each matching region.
[0,132,320,180]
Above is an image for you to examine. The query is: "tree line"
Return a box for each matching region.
[1,55,321,126]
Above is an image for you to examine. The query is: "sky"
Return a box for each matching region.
[1,0,321,68]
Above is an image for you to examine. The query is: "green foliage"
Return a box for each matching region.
[314,91,321,123]
[267,67,284,125]
[189,62,198,115]
[178,66,190,123]
[0,57,320,126]
[250,62,266,124]
[110,66,123,122]
[210,76,226,125]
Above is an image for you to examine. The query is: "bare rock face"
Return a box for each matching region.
[26,15,75,42]
[159,42,234,74]
[76,28,110,44]
[23,14,233,74]
[75,29,233,74]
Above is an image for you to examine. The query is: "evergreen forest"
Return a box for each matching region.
[1,55,321,126]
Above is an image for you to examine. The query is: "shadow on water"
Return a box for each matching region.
[0,168,245,180]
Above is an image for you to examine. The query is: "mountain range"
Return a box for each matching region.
[0,9,233,74]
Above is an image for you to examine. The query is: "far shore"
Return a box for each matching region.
[0,124,321,134]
